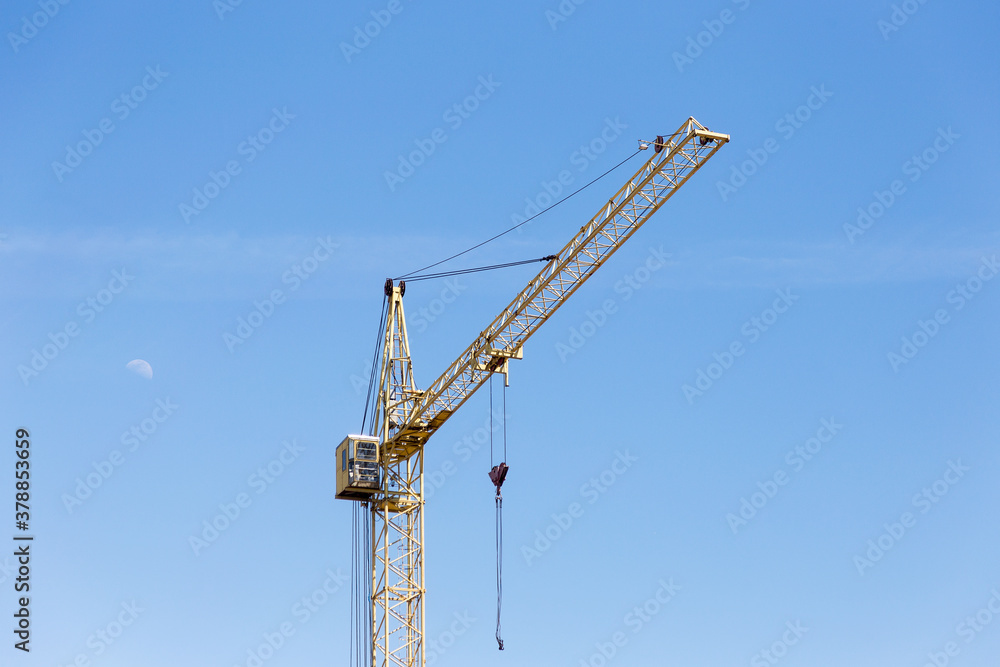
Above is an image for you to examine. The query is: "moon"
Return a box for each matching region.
[126,359,153,379]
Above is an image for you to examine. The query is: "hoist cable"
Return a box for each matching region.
[496,490,504,650]
[489,375,494,466]
[395,148,644,281]
[485,375,510,650]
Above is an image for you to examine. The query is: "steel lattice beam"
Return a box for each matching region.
[385,117,728,456]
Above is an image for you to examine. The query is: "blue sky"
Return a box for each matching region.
[2,1,999,666]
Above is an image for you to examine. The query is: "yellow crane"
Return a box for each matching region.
[337,116,729,667]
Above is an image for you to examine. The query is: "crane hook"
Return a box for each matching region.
[489,462,509,497]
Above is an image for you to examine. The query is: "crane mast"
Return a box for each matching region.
[338,116,729,667]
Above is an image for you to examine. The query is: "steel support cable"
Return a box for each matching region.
[361,294,388,435]
[363,506,372,665]
[402,256,557,283]
[350,501,374,667]
[353,504,374,667]
[355,295,385,666]
[351,504,356,666]
[354,301,378,665]
[395,148,644,281]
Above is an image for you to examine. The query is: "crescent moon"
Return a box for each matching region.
[126,359,153,379]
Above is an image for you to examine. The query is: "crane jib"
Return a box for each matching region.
[384,117,729,454]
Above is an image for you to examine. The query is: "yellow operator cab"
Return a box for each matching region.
[336,434,379,500]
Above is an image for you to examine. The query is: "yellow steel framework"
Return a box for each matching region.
[351,116,729,667]
[371,285,425,667]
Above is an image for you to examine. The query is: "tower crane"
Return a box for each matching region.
[337,116,729,667]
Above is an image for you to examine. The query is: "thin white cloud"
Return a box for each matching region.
[0,228,996,301]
